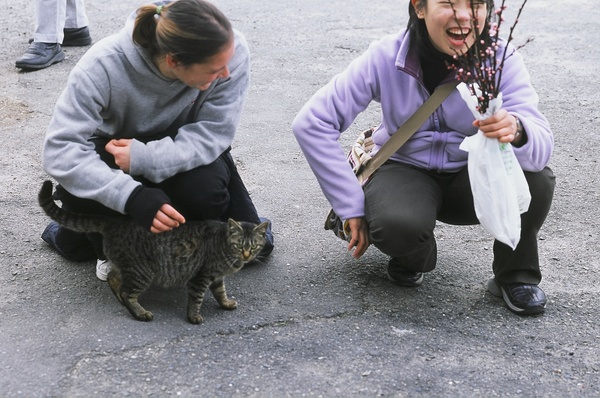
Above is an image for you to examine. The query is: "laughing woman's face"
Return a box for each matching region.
[412,0,488,55]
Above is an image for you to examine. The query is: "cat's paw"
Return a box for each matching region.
[220,299,238,310]
[187,313,204,324]
[135,311,154,322]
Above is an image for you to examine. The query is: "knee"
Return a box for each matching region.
[162,166,231,220]
[521,167,555,228]
[526,167,556,206]
[369,214,433,253]
[182,182,230,220]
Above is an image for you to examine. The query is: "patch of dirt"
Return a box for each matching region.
[0,97,30,127]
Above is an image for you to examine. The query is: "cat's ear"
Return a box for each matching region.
[228,218,242,231]
[255,221,269,236]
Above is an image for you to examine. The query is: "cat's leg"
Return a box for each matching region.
[210,278,238,310]
[120,291,153,322]
[113,269,154,322]
[186,275,213,324]
[106,269,124,305]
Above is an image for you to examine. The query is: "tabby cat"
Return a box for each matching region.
[38,180,269,324]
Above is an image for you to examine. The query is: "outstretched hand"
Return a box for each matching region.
[346,217,370,259]
[151,204,186,233]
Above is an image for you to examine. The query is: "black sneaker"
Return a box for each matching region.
[387,258,423,287]
[15,42,64,70]
[63,27,92,46]
[487,278,547,315]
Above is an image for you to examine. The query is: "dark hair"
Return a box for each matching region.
[407,0,496,51]
[132,0,233,66]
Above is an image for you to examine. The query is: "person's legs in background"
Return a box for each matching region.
[16,0,91,70]
[62,0,92,46]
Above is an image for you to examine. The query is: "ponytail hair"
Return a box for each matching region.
[132,0,233,66]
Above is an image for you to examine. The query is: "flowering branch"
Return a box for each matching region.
[449,0,530,115]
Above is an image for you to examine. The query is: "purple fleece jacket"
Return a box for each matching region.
[292,28,553,221]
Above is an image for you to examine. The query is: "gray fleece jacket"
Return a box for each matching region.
[42,9,250,214]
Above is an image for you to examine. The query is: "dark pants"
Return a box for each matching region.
[52,140,260,261]
[363,162,555,285]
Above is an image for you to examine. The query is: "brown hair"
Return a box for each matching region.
[132,0,233,66]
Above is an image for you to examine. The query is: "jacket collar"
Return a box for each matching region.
[395,29,457,86]
[395,29,422,81]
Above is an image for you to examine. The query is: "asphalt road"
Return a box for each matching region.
[1,0,599,396]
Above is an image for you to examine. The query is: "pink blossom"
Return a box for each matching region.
[448,0,529,114]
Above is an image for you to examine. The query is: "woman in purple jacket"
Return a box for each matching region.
[292,0,555,315]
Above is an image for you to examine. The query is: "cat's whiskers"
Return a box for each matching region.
[222,253,242,269]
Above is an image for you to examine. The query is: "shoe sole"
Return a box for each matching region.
[16,52,65,70]
[487,279,546,315]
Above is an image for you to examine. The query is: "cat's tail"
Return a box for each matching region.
[38,180,109,234]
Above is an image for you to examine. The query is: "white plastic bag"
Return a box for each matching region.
[458,83,531,249]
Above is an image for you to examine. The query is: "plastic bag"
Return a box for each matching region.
[458,83,531,249]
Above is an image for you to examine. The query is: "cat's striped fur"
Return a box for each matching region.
[38,180,269,324]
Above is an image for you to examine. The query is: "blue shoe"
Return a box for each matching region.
[257,217,274,259]
[41,221,62,252]
[41,221,96,262]
[487,278,546,315]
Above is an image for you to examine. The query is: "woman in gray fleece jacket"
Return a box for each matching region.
[41,0,273,280]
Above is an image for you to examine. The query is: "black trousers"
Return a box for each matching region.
[363,162,555,285]
[52,140,260,261]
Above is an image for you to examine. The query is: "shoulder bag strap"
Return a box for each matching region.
[357,80,459,183]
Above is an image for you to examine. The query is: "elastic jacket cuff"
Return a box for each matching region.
[125,185,171,231]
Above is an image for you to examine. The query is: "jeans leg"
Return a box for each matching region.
[156,157,231,221]
[492,167,556,284]
[364,163,441,273]
[155,151,259,223]
[437,166,556,284]
[220,152,260,224]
